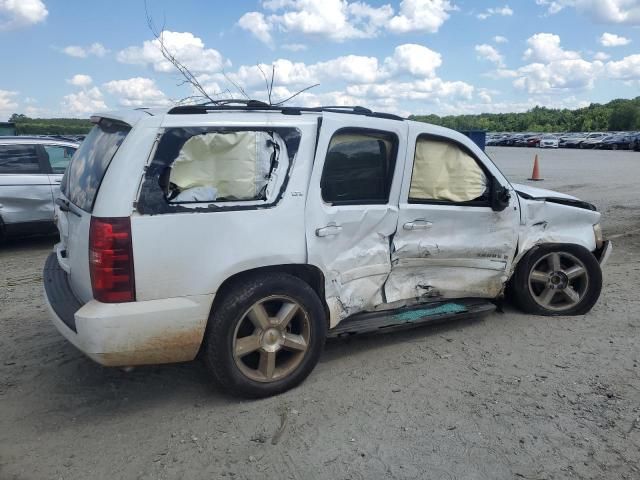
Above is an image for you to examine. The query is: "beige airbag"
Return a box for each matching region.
[410,139,487,202]
[170,132,272,200]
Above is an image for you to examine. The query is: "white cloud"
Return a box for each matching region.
[117,31,226,73]
[523,33,580,62]
[281,43,307,51]
[537,0,640,25]
[221,43,443,91]
[258,0,393,42]
[475,44,505,67]
[67,74,93,88]
[0,0,47,30]
[237,12,273,45]
[477,5,514,20]
[0,89,18,119]
[61,87,107,115]
[599,32,631,46]
[494,35,508,43]
[513,59,603,94]
[606,54,640,80]
[514,33,604,94]
[103,77,169,107]
[62,42,109,58]
[239,0,455,44]
[593,51,611,61]
[384,43,442,77]
[387,0,456,34]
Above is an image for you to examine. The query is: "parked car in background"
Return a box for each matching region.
[43,104,611,398]
[561,133,590,148]
[598,133,634,150]
[0,136,78,239]
[579,133,607,149]
[632,133,640,151]
[539,135,559,148]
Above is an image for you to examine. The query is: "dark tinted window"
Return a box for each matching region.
[63,120,130,212]
[0,144,42,174]
[44,145,76,174]
[321,130,397,205]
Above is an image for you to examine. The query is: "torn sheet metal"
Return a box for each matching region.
[316,209,398,328]
[410,138,488,202]
[512,184,600,269]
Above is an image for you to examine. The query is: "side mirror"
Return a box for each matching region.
[491,177,511,212]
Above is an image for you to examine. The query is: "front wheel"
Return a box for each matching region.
[203,273,326,398]
[512,244,602,316]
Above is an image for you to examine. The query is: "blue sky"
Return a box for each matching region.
[0,0,639,120]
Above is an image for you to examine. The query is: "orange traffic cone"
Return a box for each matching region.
[528,154,543,181]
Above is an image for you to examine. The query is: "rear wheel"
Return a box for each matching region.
[203,273,326,398]
[513,244,602,316]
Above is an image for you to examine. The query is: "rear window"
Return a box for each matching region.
[62,119,130,212]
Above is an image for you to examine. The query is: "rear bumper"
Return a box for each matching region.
[43,253,213,367]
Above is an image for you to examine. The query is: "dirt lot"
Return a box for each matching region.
[1,147,639,480]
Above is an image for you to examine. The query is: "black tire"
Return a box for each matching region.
[512,244,602,316]
[203,272,326,398]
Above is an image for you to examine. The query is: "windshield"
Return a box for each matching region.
[61,119,130,212]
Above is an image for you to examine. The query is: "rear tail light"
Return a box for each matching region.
[89,217,135,303]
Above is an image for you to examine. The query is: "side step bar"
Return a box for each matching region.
[327,299,496,338]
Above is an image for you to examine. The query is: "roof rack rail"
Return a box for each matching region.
[167,102,404,121]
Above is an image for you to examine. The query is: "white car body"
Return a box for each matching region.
[43,107,611,368]
[539,136,559,148]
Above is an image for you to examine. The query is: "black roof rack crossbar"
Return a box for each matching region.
[167,102,404,121]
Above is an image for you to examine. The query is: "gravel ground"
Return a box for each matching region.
[1,147,639,480]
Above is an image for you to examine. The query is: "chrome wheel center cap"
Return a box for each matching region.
[261,328,282,351]
[549,272,568,289]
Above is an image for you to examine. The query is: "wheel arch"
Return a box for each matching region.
[208,263,330,328]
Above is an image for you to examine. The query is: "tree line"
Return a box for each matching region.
[8,113,92,135]
[7,96,640,135]
[410,97,640,132]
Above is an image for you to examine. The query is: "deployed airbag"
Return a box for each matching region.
[410,138,487,203]
[169,131,274,200]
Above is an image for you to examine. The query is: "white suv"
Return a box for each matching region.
[43,103,612,398]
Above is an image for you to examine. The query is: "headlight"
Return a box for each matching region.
[593,223,604,249]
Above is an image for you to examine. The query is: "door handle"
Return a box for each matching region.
[316,224,343,237]
[403,219,433,230]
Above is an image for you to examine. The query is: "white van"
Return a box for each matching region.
[43,103,611,398]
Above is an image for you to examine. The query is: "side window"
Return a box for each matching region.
[0,144,42,174]
[321,129,397,205]
[44,145,76,174]
[164,130,287,203]
[409,136,488,204]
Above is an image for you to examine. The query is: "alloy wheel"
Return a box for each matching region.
[232,296,311,383]
[528,251,590,312]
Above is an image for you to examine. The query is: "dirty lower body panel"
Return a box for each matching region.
[327,298,496,338]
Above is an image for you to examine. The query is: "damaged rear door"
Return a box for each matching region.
[305,113,408,327]
[385,124,520,303]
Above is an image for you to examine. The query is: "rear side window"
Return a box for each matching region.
[63,119,130,212]
[0,144,42,174]
[321,129,397,205]
[44,145,76,174]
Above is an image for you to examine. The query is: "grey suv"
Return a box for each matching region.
[0,137,78,239]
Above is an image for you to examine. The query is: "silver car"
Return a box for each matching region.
[0,137,78,239]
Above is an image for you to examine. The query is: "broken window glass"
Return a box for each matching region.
[136,126,300,215]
